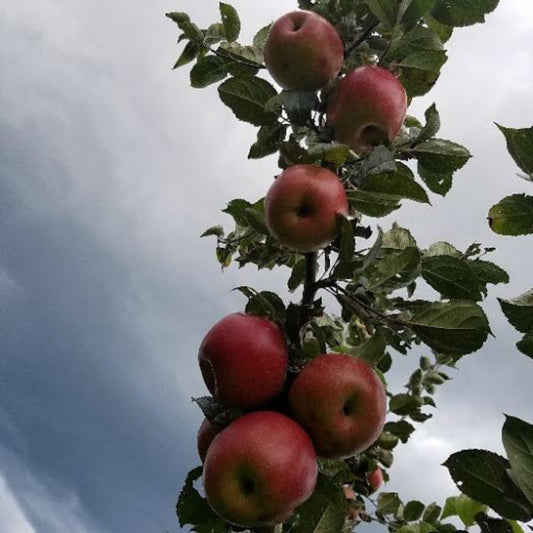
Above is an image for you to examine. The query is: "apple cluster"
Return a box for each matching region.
[197,313,387,527]
[193,9,410,528]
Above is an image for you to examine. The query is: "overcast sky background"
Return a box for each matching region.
[0,1,532,532]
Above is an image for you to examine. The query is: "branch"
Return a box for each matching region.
[301,252,319,308]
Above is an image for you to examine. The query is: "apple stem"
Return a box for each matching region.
[301,251,318,308]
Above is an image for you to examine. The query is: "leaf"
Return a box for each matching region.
[417,103,441,143]
[402,0,437,28]
[443,449,533,521]
[287,473,347,533]
[166,12,205,42]
[219,3,240,42]
[382,224,418,249]
[218,41,264,66]
[469,260,509,288]
[517,332,533,359]
[377,492,402,515]
[441,494,487,527]
[348,189,401,217]
[421,255,482,300]
[502,416,533,505]
[218,76,278,126]
[190,56,228,88]
[345,333,387,365]
[200,225,224,238]
[384,420,415,443]
[498,290,533,334]
[173,40,201,69]
[281,90,319,126]
[475,513,514,533]
[431,0,500,27]
[417,163,453,196]
[248,123,286,159]
[390,393,423,416]
[488,194,533,236]
[403,500,425,521]
[408,300,490,356]
[253,24,271,51]
[191,396,243,425]
[398,50,448,97]
[422,502,442,523]
[307,143,351,169]
[288,258,307,292]
[496,124,533,177]
[412,139,471,173]
[425,241,461,257]
[364,0,399,29]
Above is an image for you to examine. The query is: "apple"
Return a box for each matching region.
[198,312,288,409]
[264,164,349,253]
[263,10,344,90]
[326,65,407,153]
[197,418,223,463]
[203,411,318,527]
[367,466,384,493]
[288,353,387,458]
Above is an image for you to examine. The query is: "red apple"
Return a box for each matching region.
[203,411,318,527]
[288,353,387,458]
[326,65,407,153]
[263,10,344,91]
[367,466,384,493]
[197,418,223,463]
[264,164,349,253]
[198,313,288,409]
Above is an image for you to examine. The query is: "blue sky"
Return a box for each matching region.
[1,1,532,532]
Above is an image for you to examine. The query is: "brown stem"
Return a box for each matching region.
[301,252,318,308]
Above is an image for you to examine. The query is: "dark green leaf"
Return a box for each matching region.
[338,214,355,264]
[431,0,500,27]
[502,416,533,505]
[218,76,278,126]
[384,420,415,443]
[192,396,243,425]
[469,260,509,288]
[288,258,307,292]
[421,255,482,300]
[364,0,399,29]
[361,145,397,176]
[403,500,425,521]
[248,123,286,159]
[348,189,401,217]
[488,194,533,236]
[408,300,490,356]
[382,224,418,249]
[496,124,533,177]
[219,3,240,42]
[218,41,264,66]
[475,513,513,533]
[390,393,423,416]
[200,225,224,238]
[417,163,453,196]
[281,90,319,126]
[173,40,201,69]
[412,139,471,173]
[166,12,204,42]
[190,56,228,88]
[399,51,448,97]
[345,333,387,365]
[307,143,351,169]
[443,449,533,521]
[253,24,272,51]
[422,502,442,523]
[377,492,402,515]
[417,103,441,143]
[424,13,454,42]
[498,290,533,334]
[517,332,533,359]
[402,0,436,28]
[205,23,226,45]
[287,473,347,533]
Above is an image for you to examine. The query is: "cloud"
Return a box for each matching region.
[0,473,35,533]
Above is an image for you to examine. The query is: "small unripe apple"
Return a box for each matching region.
[197,418,223,463]
[326,65,407,153]
[263,10,344,90]
[203,411,318,528]
[289,353,387,458]
[264,164,349,253]
[198,313,288,409]
[367,466,384,493]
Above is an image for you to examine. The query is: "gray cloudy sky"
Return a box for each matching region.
[1,1,532,532]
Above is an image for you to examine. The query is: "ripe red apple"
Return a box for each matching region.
[197,418,223,463]
[263,10,344,90]
[288,353,387,458]
[203,411,318,527]
[367,466,384,493]
[326,65,407,153]
[264,164,349,253]
[198,313,288,409]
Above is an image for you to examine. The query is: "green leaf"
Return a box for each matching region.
[496,124,533,177]
[498,290,533,334]
[219,3,240,42]
[417,103,441,143]
[377,492,402,515]
[469,260,509,288]
[417,163,453,196]
[338,214,355,264]
[364,0,399,29]
[425,13,454,42]
[443,449,533,521]
[422,502,442,523]
[421,255,482,300]
[201,225,224,238]
[412,139,471,173]
[425,241,461,257]
[382,224,418,249]
[517,332,533,359]
[384,420,415,442]
[253,24,272,52]
[502,415,533,505]
[173,40,201,69]
[205,22,226,45]
[441,494,487,527]
[218,41,264,66]
[344,333,387,365]
[288,258,307,292]
[190,56,228,88]
[408,300,490,356]
[307,143,351,169]
[402,0,436,28]
[431,0,500,27]
[281,90,319,126]
[397,523,436,533]
[166,12,205,43]
[398,50,448,97]
[390,393,423,416]
[218,76,278,126]
[248,123,286,159]
[488,194,533,236]
[176,467,228,530]
[403,500,425,521]
[349,189,401,217]
[287,473,347,533]
[475,513,513,533]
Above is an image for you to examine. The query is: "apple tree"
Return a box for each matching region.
[167,1,533,532]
